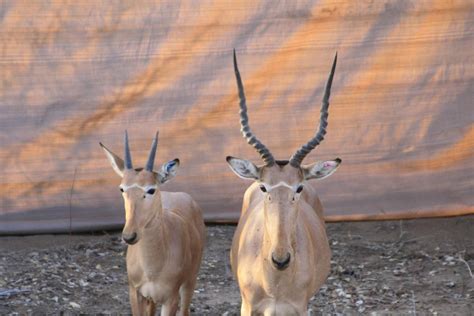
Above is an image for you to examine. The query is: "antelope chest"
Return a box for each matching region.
[239,262,312,296]
[138,280,171,303]
[239,265,311,315]
[126,248,182,303]
[235,224,325,312]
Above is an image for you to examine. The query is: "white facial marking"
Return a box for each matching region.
[120,184,158,192]
[262,181,297,192]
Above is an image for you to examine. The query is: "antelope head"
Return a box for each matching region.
[100,131,179,245]
[226,51,341,271]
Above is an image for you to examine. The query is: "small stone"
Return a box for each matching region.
[444,255,455,262]
[79,279,89,287]
[69,301,81,308]
[393,269,403,276]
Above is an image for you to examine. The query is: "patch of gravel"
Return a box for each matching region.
[0,216,473,314]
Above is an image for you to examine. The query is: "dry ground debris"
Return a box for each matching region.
[0,216,472,315]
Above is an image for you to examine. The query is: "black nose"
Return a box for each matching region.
[272,253,291,270]
[122,232,137,245]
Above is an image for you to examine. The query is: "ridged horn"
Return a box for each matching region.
[145,131,159,171]
[289,53,337,167]
[124,130,133,170]
[233,49,275,166]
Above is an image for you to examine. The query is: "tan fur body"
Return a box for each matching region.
[126,191,205,316]
[100,134,206,316]
[228,51,339,315]
[230,165,331,315]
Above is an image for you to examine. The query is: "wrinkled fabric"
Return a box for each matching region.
[0,1,473,234]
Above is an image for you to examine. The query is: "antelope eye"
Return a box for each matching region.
[119,187,124,193]
[259,185,267,193]
[296,185,304,194]
[146,188,156,195]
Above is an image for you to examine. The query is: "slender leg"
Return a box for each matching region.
[129,285,142,316]
[241,297,252,316]
[178,281,196,316]
[161,295,179,316]
[145,298,157,316]
[131,288,155,316]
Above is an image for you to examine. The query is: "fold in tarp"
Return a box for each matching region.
[1,1,473,234]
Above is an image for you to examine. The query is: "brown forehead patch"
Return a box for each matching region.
[260,163,303,186]
[121,169,157,186]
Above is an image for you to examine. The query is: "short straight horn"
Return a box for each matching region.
[233,49,275,166]
[124,130,133,169]
[289,53,338,167]
[145,131,159,172]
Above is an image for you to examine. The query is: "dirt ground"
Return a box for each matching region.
[1,215,473,315]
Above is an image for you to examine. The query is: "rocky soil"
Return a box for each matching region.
[1,216,473,315]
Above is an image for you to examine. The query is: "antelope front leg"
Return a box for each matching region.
[178,281,196,316]
[160,294,179,316]
[144,298,156,316]
[129,286,143,316]
[129,286,156,316]
[240,298,252,316]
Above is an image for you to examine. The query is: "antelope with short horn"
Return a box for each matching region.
[100,131,205,316]
[227,51,341,315]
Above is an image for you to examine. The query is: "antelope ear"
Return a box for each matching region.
[157,159,180,184]
[226,156,260,180]
[100,143,125,177]
[303,158,341,180]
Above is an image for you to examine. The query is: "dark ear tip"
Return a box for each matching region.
[226,156,234,162]
[99,142,104,147]
[335,158,342,164]
[173,158,180,165]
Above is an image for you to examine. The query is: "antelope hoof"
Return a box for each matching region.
[122,232,138,245]
[272,253,291,270]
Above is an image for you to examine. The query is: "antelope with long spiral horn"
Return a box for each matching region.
[226,51,341,315]
[100,131,205,316]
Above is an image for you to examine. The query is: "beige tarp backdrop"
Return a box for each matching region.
[0,1,473,234]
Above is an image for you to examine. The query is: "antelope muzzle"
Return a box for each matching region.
[122,232,138,245]
[271,252,291,271]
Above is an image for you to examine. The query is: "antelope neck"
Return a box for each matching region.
[137,210,168,271]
